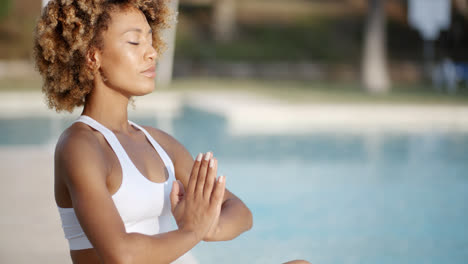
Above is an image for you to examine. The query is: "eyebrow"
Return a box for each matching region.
[122,28,153,35]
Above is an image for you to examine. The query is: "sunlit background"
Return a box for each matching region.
[1,0,468,263]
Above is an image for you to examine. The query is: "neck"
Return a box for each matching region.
[82,80,131,133]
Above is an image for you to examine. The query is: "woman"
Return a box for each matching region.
[34,1,308,263]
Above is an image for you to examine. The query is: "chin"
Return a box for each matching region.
[135,88,154,96]
[134,82,155,96]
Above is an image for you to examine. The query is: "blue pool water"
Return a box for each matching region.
[1,106,468,264]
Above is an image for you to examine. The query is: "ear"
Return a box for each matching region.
[86,47,101,72]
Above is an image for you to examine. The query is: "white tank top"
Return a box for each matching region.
[58,115,176,250]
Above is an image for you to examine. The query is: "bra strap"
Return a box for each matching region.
[73,115,132,171]
[129,121,176,178]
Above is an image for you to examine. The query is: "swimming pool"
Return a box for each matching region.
[1,106,467,264]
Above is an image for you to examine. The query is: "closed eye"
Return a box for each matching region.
[128,42,139,45]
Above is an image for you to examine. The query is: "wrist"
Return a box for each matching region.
[202,224,221,242]
[179,227,203,244]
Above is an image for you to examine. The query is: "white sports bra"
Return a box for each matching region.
[58,115,176,250]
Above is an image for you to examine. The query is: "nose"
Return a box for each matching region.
[146,44,157,62]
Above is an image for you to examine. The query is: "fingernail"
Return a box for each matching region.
[219,175,225,183]
[204,152,212,161]
[209,159,214,168]
[196,153,202,162]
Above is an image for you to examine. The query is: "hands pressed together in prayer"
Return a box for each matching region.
[170,152,225,242]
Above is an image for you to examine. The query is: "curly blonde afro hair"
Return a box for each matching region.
[33,0,170,112]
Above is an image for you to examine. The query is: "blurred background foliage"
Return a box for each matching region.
[0,0,40,59]
[0,0,467,97]
[0,0,12,20]
[1,0,466,62]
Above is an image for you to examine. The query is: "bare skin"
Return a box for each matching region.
[54,6,308,264]
[55,7,252,264]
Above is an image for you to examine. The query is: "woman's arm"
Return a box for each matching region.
[203,190,253,241]
[146,127,253,242]
[56,127,224,264]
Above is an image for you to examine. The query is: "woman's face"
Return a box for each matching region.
[96,7,157,97]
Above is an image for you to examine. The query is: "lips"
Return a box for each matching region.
[141,65,156,78]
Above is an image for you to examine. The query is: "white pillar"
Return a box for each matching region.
[212,0,236,42]
[155,0,179,88]
[362,0,391,94]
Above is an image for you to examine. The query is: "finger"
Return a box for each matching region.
[210,175,226,206]
[187,153,202,196]
[203,158,217,201]
[195,152,212,198]
[170,180,180,212]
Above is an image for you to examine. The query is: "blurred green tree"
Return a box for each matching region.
[0,0,12,21]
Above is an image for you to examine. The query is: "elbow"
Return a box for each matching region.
[245,207,253,231]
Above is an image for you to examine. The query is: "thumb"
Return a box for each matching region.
[177,180,185,195]
[170,180,180,211]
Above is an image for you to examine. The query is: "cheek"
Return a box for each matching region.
[99,44,154,95]
[103,49,138,79]
[101,48,148,91]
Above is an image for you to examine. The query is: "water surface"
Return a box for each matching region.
[1,107,467,264]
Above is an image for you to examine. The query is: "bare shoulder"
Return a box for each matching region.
[55,122,108,186]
